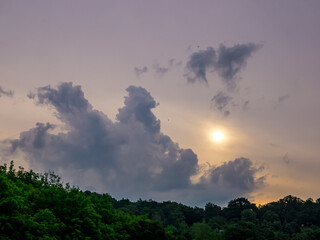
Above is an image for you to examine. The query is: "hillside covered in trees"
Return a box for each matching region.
[1,161,320,240]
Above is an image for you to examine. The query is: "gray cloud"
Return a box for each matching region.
[153,59,182,78]
[278,94,289,103]
[243,100,250,111]
[134,66,148,77]
[206,158,264,191]
[216,43,261,90]
[282,153,292,164]
[184,47,216,83]
[6,82,264,205]
[153,63,169,77]
[185,43,261,89]
[211,91,232,116]
[0,86,14,97]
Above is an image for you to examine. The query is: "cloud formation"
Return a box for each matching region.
[134,66,148,77]
[6,82,264,205]
[211,91,233,117]
[207,158,264,190]
[185,43,261,89]
[0,86,14,97]
[184,47,216,84]
[215,43,261,89]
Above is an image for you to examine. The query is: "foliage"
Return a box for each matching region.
[1,161,320,240]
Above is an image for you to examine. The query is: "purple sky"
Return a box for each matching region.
[1,0,320,206]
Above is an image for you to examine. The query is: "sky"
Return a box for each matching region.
[1,0,320,206]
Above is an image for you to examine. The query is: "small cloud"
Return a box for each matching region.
[243,100,250,110]
[153,63,169,77]
[27,92,36,99]
[215,43,262,90]
[224,110,230,117]
[282,153,292,164]
[278,94,289,103]
[203,157,264,191]
[168,58,182,67]
[0,86,14,98]
[152,59,182,78]
[184,43,262,90]
[184,47,216,84]
[168,58,175,66]
[211,91,232,116]
[134,66,148,77]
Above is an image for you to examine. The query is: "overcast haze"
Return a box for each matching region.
[1,0,320,206]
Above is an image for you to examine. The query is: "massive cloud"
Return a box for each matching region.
[6,82,264,205]
[0,86,14,97]
[185,43,261,90]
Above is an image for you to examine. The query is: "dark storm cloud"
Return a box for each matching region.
[185,43,261,89]
[0,86,14,97]
[211,91,232,116]
[7,82,264,205]
[134,66,148,77]
[184,47,216,83]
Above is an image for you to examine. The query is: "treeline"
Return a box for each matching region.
[1,162,320,240]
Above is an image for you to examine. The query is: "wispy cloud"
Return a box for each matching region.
[134,66,148,77]
[211,91,233,117]
[0,86,14,98]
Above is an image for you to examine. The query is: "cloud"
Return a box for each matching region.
[0,86,14,97]
[282,153,292,164]
[153,59,182,78]
[243,100,250,111]
[134,66,148,77]
[211,91,232,116]
[184,47,216,83]
[205,158,264,191]
[5,82,264,205]
[184,43,261,89]
[215,43,261,90]
[153,63,169,77]
[278,94,289,103]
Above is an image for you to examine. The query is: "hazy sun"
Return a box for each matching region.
[211,131,225,142]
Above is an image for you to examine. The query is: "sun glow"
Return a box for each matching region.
[211,130,225,142]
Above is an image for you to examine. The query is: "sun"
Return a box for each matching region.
[211,130,225,142]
